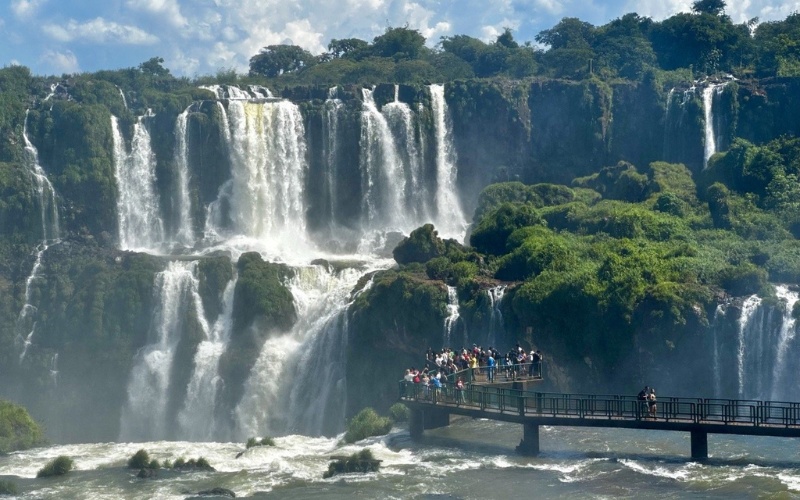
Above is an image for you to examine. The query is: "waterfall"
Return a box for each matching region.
[200,84,271,100]
[234,264,367,438]
[173,108,195,247]
[383,85,425,225]
[222,100,309,248]
[119,261,209,441]
[429,84,466,240]
[16,111,60,362]
[176,277,236,441]
[203,102,233,241]
[711,304,725,397]
[443,286,461,347]
[111,114,165,251]
[117,86,128,110]
[702,83,726,168]
[49,353,59,387]
[770,286,800,399]
[736,294,763,398]
[323,88,343,227]
[359,88,405,230]
[486,285,506,348]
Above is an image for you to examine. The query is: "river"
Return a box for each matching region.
[2,416,799,498]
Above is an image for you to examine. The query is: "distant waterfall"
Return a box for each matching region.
[486,285,506,348]
[360,88,406,229]
[444,286,461,347]
[173,108,195,247]
[234,265,366,438]
[221,100,308,245]
[200,84,272,100]
[176,277,236,441]
[323,87,343,227]
[119,261,208,441]
[703,83,726,168]
[770,286,800,399]
[111,114,165,251]
[736,295,764,398]
[16,111,60,362]
[383,85,425,224]
[430,84,466,240]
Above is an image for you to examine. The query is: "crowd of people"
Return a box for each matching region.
[401,343,544,400]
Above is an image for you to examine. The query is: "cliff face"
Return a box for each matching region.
[1,75,800,442]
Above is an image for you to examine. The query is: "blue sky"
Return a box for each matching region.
[2,0,798,77]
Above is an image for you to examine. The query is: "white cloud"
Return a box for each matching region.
[125,0,188,28]
[39,49,80,74]
[623,0,692,20]
[11,0,47,20]
[42,18,159,44]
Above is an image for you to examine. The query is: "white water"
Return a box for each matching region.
[176,277,236,440]
[703,83,726,168]
[360,88,406,229]
[111,114,165,251]
[444,285,461,347]
[430,84,467,240]
[16,111,60,362]
[200,84,272,100]
[736,294,763,398]
[173,108,195,247]
[323,88,343,227]
[487,285,507,348]
[770,286,800,400]
[119,261,208,441]
[117,86,128,110]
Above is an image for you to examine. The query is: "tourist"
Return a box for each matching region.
[486,352,495,382]
[648,388,657,418]
[534,350,542,378]
[456,377,465,404]
[637,386,650,417]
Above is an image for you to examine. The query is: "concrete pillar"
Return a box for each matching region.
[409,408,424,440]
[690,430,708,460]
[516,422,540,456]
[423,408,450,430]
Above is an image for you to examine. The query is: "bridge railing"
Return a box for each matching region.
[398,382,800,428]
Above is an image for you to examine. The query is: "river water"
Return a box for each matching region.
[2,416,799,499]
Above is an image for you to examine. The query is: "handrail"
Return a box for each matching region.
[402,361,545,386]
[398,382,800,429]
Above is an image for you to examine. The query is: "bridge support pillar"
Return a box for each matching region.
[690,430,708,460]
[409,407,450,441]
[516,423,540,456]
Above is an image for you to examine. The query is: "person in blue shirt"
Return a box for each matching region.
[486,354,495,382]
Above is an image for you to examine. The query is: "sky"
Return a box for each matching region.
[2,0,799,77]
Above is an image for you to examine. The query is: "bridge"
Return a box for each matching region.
[399,368,800,459]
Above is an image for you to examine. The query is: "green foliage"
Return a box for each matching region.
[573,162,652,203]
[371,27,426,60]
[388,403,410,423]
[343,408,393,444]
[246,436,275,448]
[233,252,296,333]
[718,262,768,296]
[323,449,380,479]
[249,45,316,77]
[471,203,544,255]
[394,224,446,264]
[36,456,73,478]
[0,400,45,453]
[0,480,17,495]
[173,458,186,468]
[127,449,151,469]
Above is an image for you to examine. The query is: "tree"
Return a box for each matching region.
[248,45,315,77]
[371,27,426,60]
[138,57,170,77]
[327,38,369,59]
[496,27,519,49]
[692,0,726,16]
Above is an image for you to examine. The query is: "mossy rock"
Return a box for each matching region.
[0,400,45,454]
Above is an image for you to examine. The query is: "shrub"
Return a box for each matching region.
[148,459,160,469]
[393,224,446,264]
[36,456,73,478]
[388,403,410,423]
[323,449,380,479]
[343,408,393,444]
[0,480,17,495]
[246,436,275,449]
[0,400,46,454]
[127,449,150,469]
[173,458,186,468]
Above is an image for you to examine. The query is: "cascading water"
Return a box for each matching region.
[360,88,406,230]
[172,107,195,247]
[119,261,209,441]
[702,83,726,168]
[443,286,461,347]
[200,84,271,100]
[111,113,165,251]
[383,85,425,224]
[736,294,764,398]
[770,286,800,399]
[215,100,309,251]
[176,277,236,441]
[429,84,466,240]
[486,285,507,348]
[15,111,60,362]
[233,264,372,439]
[322,87,343,227]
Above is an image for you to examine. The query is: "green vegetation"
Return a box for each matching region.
[388,403,410,423]
[127,449,152,469]
[127,449,212,471]
[0,480,17,495]
[323,449,380,479]
[0,400,45,453]
[246,436,275,448]
[343,408,393,444]
[36,456,73,478]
